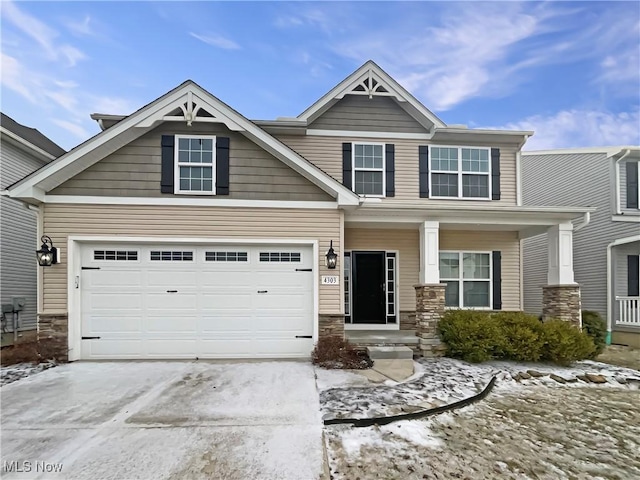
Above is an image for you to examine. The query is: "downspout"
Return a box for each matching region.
[573,211,591,232]
[606,241,614,344]
[516,135,530,206]
[614,149,631,215]
[27,204,43,316]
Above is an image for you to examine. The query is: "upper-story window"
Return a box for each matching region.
[175,135,216,194]
[353,143,385,196]
[430,146,491,199]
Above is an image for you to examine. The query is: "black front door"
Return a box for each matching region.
[352,252,386,324]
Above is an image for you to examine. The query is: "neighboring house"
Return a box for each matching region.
[4,61,591,361]
[0,113,65,343]
[522,147,640,348]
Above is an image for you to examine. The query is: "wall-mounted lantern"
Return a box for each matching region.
[36,236,58,267]
[325,240,337,269]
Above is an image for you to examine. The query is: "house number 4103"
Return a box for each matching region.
[321,275,339,285]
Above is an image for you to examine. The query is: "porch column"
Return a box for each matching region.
[416,221,447,357]
[419,221,440,284]
[542,222,581,327]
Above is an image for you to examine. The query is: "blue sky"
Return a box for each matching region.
[1,1,639,151]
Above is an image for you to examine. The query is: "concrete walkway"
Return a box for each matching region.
[1,361,323,480]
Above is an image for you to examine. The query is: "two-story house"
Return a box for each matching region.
[4,61,591,361]
[1,113,65,345]
[522,147,640,348]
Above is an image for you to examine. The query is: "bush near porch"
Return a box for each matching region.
[438,311,595,365]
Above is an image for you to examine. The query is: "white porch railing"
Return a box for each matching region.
[616,296,640,326]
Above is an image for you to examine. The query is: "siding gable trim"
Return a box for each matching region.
[7,81,360,206]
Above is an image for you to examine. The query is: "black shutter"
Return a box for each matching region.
[419,146,429,198]
[385,143,395,197]
[491,148,501,200]
[342,143,352,190]
[216,137,230,195]
[492,251,502,310]
[629,255,640,296]
[160,135,175,193]
[626,161,639,209]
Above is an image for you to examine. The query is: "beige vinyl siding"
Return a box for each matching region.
[50,122,332,201]
[42,204,341,314]
[309,96,427,133]
[276,135,518,206]
[345,228,521,311]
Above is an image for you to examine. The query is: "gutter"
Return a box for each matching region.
[614,148,632,215]
[572,211,591,232]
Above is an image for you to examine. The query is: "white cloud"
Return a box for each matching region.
[491,109,640,150]
[51,119,90,139]
[1,1,87,67]
[0,53,38,103]
[65,15,93,36]
[189,32,241,50]
[90,96,135,115]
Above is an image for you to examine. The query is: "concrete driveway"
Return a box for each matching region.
[1,361,324,480]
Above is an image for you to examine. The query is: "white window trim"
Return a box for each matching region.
[174,134,217,195]
[352,142,386,198]
[440,250,493,309]
[429,145,492,200]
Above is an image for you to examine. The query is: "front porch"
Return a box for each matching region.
[338,203,591,357]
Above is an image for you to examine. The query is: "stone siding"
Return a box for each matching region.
[542,285,581,328]
[38,312,69,362]
[415,284,447,357]
[400,311,417,330]
[319,314,345,339]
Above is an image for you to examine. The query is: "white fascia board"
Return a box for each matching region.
[307,129,432,140]
[523,146,640,156]
[8,185,45,202]
[0,127,57,162]
[433,127,534,138]
[297,61,446,129]
[42,195,340,209]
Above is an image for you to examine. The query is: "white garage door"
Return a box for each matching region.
[80,243,314,359]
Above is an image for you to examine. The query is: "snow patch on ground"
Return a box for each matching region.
[380,420,443,448]
[314,367,370,391]
[1,361,57,387]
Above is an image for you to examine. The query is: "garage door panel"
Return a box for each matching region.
[87,293,142,310]
[85,316,143,333]
[80,243,314,359]
[147,270,198,287]
[146,340,198,357]
[144,316,198,333]
[199,315,252,332]
[147,293,198,310]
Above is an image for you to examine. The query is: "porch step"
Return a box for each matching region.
[367,346,414,360]
[346,330,419,346]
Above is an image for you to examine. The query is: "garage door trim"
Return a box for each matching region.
[66,236,319,361]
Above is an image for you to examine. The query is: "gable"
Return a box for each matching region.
[49,122,333,201]
[308,95,429,134]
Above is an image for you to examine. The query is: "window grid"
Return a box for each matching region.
[150,251,194,261]
[430,146,491,199]
[175,135,215,194]
[439,251,492,308]
[353,143,385,196]
[344,253,351,322]
[94,250,138,261]
[205,252,248,262]
[386,253,396,318]
[259,252,301,263]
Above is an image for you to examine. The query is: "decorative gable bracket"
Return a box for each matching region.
[137,91,245,131]
[338,69,404,101]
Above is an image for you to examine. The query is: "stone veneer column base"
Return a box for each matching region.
[414,284,447,358]
[318,314,345,340]
[37,313,69,362]
[399,311,417,330]
[542,285,581,328]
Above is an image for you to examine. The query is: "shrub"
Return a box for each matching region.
[540,319,596,366]
[437,310,503,363]
[311,336,373,369]
[493,312,544,362]
[581,310,607,358]
[438,310,595,365]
